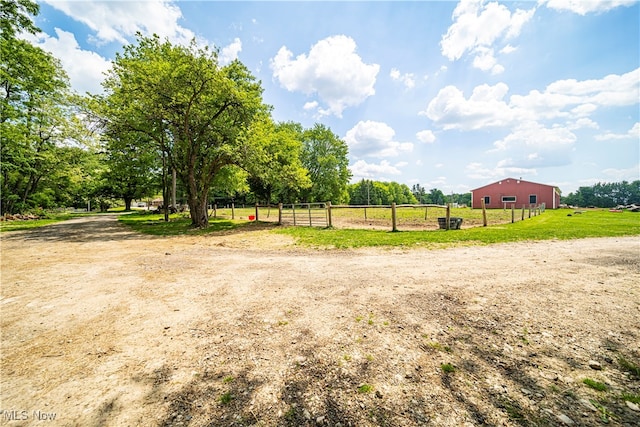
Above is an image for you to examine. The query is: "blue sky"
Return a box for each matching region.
[31,0,639,194]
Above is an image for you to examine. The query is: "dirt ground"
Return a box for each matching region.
[1,215,639,427]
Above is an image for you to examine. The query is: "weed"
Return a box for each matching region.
[618,356,640,377]
[441,363,456,373]
[583,378,607,392]
[520,327,530,345]
[590,400,617,423]
[343,354,352,362]
[357,384,373,393]
[355,315,363,322]
[223,375,234,383]
[277,320,289,326]
[367,313,374,325]
[620,392,640,403]
[426,341,452,353]
[365,354,374,362]
[382,321,389,326]
[284,406,296,420]
[218,392,235,404]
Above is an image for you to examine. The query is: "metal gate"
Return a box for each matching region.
[279,203,328,227]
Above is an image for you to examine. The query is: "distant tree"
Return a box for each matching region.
[562,181,640,207]
[244,118,310,204]
[300,123,351,203]
[426,188,446,205]
[412,183,428,203]
[101,133,160,210]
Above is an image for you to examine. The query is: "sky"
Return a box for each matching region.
[30,0,640,195]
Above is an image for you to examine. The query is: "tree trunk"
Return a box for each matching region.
[187,194,209,228]
[124,197,132,211]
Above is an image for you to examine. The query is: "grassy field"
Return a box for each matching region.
[4,208,639,249]
[274,208,640,248]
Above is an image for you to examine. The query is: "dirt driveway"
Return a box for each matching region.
[1,215,639,426]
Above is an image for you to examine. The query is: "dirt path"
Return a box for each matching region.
[1,215,639,426]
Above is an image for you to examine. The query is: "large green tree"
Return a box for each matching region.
[98,35,268,227]
[300,123,351,203]
[244,118,310,204]
[1,0,90,214]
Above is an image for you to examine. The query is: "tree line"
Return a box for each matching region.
[561,181,640,208]
[1,1,352,227]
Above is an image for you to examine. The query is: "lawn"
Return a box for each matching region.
[274,209,640,248]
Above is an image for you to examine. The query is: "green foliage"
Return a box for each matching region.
[441,363,456,373]
[0,0,97,215]
[300,123,351,204]
[357,384,373,393]
[562,181,640,207]
[348,180,417,205]
[244,118,310,204]
[618,356,640,377]
[99,35,268,228]
[582,378,607,391]
[218,392,234,405]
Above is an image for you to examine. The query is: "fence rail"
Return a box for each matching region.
[210,201,547,231]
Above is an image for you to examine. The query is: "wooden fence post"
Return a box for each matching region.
[521,205,525,221]
[424,206,428,220]
[292,204,296,226]
[528,206,532,218]
[391,202,397,232]
[481,199,487,227]
[308,203,312,226]
[278,203,283,225]
[214,203,217,219]
[327,201,332,227]
[255,203,259,221]
[511,204,515,223]
[231,202,235,220]
[446,203,451,230]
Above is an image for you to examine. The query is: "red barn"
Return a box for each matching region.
[470,178,561,209]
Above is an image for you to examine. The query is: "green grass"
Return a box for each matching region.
[117,211,251,235]
[618,356,640,377]
[357,384,374,393]
[218,392,235,404]
[583,378,607,391]
[441,363,456,373]
[274,209,640,249]
[0,212,85,232]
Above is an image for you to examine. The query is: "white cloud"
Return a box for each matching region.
[42,0,195,46]
[567,118,599,130]
[220,38,242,65]
[466,162,537,181]
[350,160,401,180]
[29,29,111,94]
[601,163,640,181]
[303,101,318,111]
[491,122,577,169]
[595,122,640,140]
[270,35,380,117]
[540,0,637,15]
[440,0,535,73]
[390,68,416,89]
[416,130,436,143]
[500,44,517,54]
[424,68,640,130]
[344,121,413,158]
[423,83,514,130]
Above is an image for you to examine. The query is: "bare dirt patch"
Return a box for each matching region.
[1,215,639,426]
